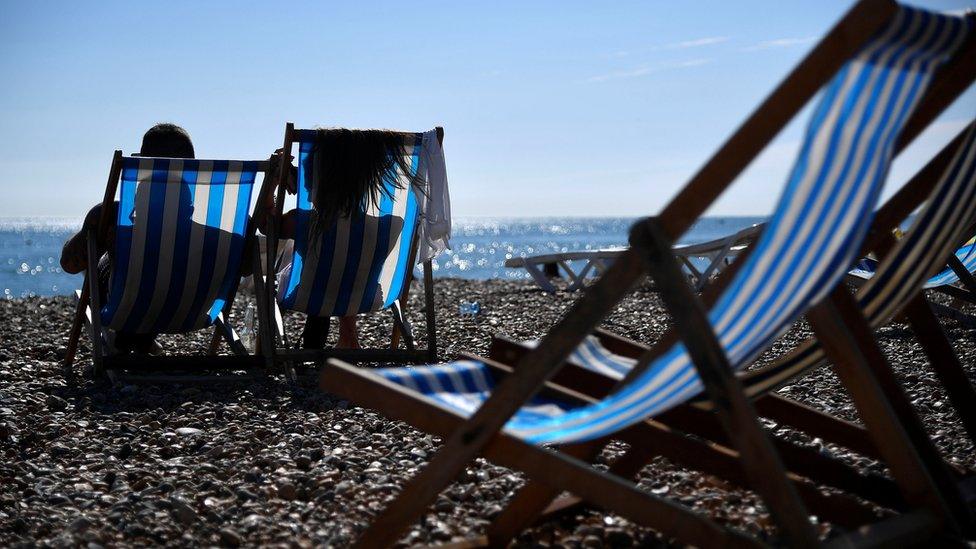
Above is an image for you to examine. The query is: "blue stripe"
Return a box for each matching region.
[385,139,422,307]
[455,363,489,392]
[722,9,924,357]
[814,10,946,299]
[99,158,259,334]
[280,133,424,316]
[179,161,228,331]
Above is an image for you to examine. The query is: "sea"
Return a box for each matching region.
[0,216,766,299]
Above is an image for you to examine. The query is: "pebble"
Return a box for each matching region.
[45,394,68,411]
[170,499,196,525]
[219,527,243,547]
[276,480,297,501]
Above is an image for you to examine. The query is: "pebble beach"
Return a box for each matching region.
[1,278,975,547]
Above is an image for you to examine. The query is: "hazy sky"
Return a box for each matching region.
[1,1,973,218]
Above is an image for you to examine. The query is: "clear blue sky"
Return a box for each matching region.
[1,1,973,218]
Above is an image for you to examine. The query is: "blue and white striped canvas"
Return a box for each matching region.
[926,237,976,286]
[277,130,422,317]
[851,236,976,288]
[741,120,976,398]
[367,6,971,445]
[101,157,259,333]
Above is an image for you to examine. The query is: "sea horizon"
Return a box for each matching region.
[1,215,768,298]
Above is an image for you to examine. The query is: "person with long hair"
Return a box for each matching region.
[257,128,423,350]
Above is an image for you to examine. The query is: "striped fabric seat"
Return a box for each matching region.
[522,336,636,379]
[277,130,422,317]
[851,235,976,288]
[100,158,259,334]
[376,361,575,423]
[739,122,976,397]
[555,121,976,403]
[372,6,970,445]
[926,237,976,286]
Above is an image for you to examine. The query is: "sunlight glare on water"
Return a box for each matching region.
[0,216,766,297]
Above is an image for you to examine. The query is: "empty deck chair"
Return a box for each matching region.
[851,235,975,288]
[63,153,273,381]
[489,118,976,539]
[851,232,976,322]
[505,223,761,293]
[259,125,440,367]
[318,3,975,547]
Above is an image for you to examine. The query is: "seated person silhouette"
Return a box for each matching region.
[61,123,196,354]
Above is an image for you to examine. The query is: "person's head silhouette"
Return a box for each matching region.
[139,123,195,158]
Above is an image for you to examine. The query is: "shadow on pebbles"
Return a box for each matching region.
[1,279,974,547]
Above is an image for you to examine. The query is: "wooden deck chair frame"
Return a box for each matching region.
[257,123,440,369]
[917,230,976,326]
[848,220,976,327]
[482,122,976,541]
[320,2,976,547]
[62,152,278,383]
[483,83,976,548]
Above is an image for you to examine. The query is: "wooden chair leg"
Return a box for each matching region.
[423,258,437,362]
[634,218,819,548]
[390,300,416,350]
[753,393,882,460]
[903,295,976,446]
[390,325,401,350]
[806,286,973,535]
[251,242,275,372]
[85,229,106,379]
[213,312,248,357]
[64,282,90,367]
[496,416,890,541]
[486,441,607,546]
[208,325,223,354]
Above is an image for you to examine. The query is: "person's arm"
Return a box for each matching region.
[61,203,115,274]
[255,149,297,236]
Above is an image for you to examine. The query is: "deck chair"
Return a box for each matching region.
[506,223,762,293]
[851,232,976,324]
[259,125,440,368]
[63,153,274,382]
[488,118,976,541]
[318,3,975,547]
